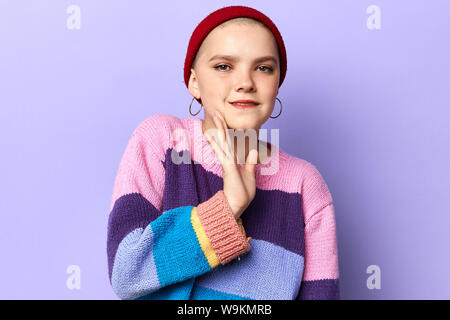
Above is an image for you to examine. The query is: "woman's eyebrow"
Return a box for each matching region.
[208,54,278,66]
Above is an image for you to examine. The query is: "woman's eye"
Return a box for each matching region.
[214,64,231,71]
[258,66,274,72]
[214,65,274,73]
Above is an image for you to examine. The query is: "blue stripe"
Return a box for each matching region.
[195,239,304,300]
[151,205,212,286]
[134,278,196,300]
[190,285,252,300]
[111,227,160,300]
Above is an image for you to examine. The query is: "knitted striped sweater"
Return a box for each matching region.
[107,114,340,300]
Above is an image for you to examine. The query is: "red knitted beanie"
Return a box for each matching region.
[183,5,288,105]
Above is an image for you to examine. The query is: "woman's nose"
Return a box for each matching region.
[235,70,255,91]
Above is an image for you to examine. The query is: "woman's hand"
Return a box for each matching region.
[204,110,259,220]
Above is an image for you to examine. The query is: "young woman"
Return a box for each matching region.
[107,5,340,300]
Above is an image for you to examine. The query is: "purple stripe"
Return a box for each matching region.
[163,148,305,256]
[243,189,304,256]
[162,149,207,212]
[107,193,161,282]
[296,279,340,300]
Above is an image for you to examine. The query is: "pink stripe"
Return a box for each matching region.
[109,115,172,213]
[301,161,334,223]
[185,117,304,193]
[302,203,339,281]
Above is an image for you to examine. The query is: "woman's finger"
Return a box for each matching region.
[205,131,226,164]
[215,111,236,163]
[205,120,230,165]
[213,115,235,165]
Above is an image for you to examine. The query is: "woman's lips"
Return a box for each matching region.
[230,102,259,109]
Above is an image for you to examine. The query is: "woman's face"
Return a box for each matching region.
[188,21,280,131]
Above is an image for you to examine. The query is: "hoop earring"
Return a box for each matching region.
[189,97,203,116]
[269,97,282,119]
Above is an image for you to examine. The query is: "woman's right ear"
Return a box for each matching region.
[188,69,200,99]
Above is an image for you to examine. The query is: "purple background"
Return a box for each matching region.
[1,0,449,299]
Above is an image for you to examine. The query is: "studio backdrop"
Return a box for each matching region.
[0,0,449,299]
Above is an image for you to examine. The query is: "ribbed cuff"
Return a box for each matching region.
[196,190,251,265]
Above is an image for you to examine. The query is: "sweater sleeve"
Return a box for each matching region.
[296,161,340,300]
[107,117,251,300]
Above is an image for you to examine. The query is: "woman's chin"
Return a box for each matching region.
[227,119,260,131]
[228,123,257,131]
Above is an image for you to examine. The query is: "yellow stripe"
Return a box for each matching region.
[237,218,245,235]
[190,207,220,268]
